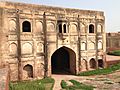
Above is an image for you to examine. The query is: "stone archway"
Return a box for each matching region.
[51,46,76,74]
[90,58,96,69]
[23,64,33,78]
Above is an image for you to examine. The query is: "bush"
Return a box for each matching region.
[61,80,68,89]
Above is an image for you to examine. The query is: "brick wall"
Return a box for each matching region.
[0,68,9,90]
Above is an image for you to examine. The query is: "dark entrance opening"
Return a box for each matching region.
[51,47,70,74]
[90,58,96,69]
[98,59,104,68]
[51,46,76,75]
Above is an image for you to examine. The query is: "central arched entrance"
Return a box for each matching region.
[51,46,76,74]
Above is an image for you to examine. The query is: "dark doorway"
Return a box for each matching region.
[90,58,96,69]
[98,59,104,68]
[51,46,76,74]
[23,64,33,78]
[51,47,70,74]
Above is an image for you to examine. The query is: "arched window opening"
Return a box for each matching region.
[22,21,31,32]
[23,64,33,78]
[63,24,66,33]
[89,24,94,33]
[59,24,62,33]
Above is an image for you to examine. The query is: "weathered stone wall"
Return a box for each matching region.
[0,1,106,81]
[0,68,9,90]
[106,32,120,52]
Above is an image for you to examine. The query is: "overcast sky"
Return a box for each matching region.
[3,0,120,32]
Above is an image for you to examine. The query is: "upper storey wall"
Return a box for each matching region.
[0,1,104,19]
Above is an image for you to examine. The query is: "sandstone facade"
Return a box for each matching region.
[0,1,106,81]
[106,32,120,52]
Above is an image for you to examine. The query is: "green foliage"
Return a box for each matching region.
[9,78,55,90]
[108,50,120,56]
[61,80,94,90]
[78,63,120,76]
[61,80,68,89]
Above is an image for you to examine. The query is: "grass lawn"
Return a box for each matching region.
[78,63,120,76]
[108,50,120,56]
[9,78,55,90]
[61,80,94,90]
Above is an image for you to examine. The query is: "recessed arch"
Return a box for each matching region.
[70,24,77,34]
[9,20,16,31]
[89,58,96,69]
[36,21,43,33]
[9,43,17,55]
[47,22,55,32]
[23,64,33,78]
[51,46,76,74]
[22,21,31,32]
[22,42,32,54]
[81,59,87,71]
[89,41,95,50]
[89,24,94,33]
[37,42,44,53]
[97,24,102,33]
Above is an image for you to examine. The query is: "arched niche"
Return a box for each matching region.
[9,43,17,55]
[36,21,43,33]
[37,42,44,53]
[23,64,33,78]
[9,20,16,31]
[22,42,32,54]
[69,24,77,34]
[89,58,96,69]
[89,42,95,50]
[47,22,55,32]
[97,24,102,33]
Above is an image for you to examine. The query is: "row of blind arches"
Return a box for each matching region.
[9,20,103,33]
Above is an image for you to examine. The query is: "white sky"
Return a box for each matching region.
[3,0,120,32]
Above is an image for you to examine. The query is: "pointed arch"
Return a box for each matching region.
[51,46,76,74]
[90,58,96,69]
[70,24,77,34]
[22,21,31,32]
[36,21,43,33]
[23,64,33,78]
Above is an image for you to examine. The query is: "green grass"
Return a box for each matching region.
[9,78,55,90]
[108,50,120,56]
[61,80,68,89]
[61,80,94,90]
[78,63,120,76]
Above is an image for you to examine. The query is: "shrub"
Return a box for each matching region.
[61,80,68,89]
